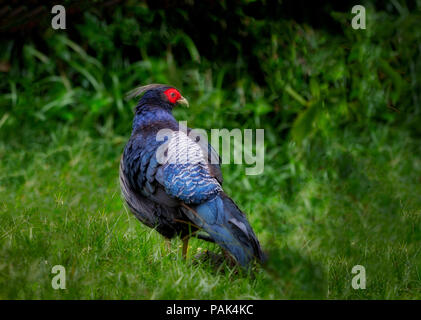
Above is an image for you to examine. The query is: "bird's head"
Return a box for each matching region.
[127,84,189,111]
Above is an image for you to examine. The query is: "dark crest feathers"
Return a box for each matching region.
[125,84,176,100]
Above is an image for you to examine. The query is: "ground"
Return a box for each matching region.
[1,122,420,299]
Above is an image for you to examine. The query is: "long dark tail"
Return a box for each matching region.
[182,192,264,267]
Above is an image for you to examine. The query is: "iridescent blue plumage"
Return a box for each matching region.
[119,84,264,267]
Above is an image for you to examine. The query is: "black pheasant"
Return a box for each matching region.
[119,84,264,267]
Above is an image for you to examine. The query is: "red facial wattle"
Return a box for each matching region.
[164,88,181,104]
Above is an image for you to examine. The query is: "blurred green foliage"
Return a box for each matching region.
[0,0,421,299]
[1,1,420,140]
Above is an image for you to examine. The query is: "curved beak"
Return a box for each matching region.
[177,96,189,108]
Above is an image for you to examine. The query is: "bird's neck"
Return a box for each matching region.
[132,104,176,132]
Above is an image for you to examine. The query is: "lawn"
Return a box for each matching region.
[1,121,420,299]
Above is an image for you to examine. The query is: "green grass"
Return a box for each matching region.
[1,122,420,299]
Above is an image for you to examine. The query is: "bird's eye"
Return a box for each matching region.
[171,92,176,97]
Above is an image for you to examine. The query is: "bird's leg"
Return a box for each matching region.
[182,236,189,259]
[195,233,215,243]
[165,239,171,254]
[223,249,237,267]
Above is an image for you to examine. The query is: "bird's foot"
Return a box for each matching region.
[192,249,238,271]
[193,249,225,266]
